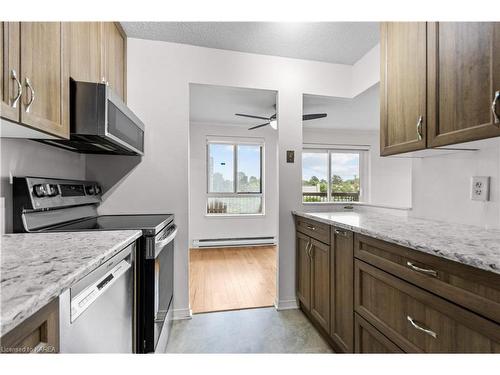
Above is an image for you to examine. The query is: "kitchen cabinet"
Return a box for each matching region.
[427,22,500,147]
[380,22,427,156]
[310,238,330,332]
[20,22,70,139]
[296,231,312,310]
[0,298,59,353]
[330,227,354,353]
[354,260,500,353]
[67,22,102,83]
[381,22,500,155]
[1,22,21,123]
[294,214,500,353]
[103,22,126,101]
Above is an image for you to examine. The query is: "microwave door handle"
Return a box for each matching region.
[154,225,178,258]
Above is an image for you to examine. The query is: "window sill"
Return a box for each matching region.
[205,213,266,218]
[302,201,412,211]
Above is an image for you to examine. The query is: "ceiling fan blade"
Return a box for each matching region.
[248,122,269,130]
[235,113,270,120]
[303,113,327,121]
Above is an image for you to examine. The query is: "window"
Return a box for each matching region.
[302,149,364,203]
[207,141,263,215]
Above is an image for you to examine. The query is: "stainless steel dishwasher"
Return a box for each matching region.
[59,243,135,353]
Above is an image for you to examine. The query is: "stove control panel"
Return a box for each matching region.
[14,177,102,211]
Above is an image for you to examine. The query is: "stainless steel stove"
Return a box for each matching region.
[13,176,176,353]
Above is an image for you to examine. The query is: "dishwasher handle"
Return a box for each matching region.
[70,259,131,323]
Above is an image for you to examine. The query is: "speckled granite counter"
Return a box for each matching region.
[294,211,500,275]
[0,230,141,336]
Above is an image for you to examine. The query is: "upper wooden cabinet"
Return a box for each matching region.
[380,22,427,156]
[67,22,102,83]
[427,22,500,147]
[381,22,500,155]
[67,22,126,101]
[103,22,126,101]
[20,22,70,139]
[1,22,21,123]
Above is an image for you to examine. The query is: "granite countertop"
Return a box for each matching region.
[0,230,142,336]
[294,211,500,275]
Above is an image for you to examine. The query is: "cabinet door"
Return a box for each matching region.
[1,22,20,122]
[330,227,354,353]
[20,22,69,138]
[296,232,311,310]
[67,22,102,83]
[380,22,427,156]
[310,238,330,332]
[103,22,125,101]
[428,22,500,147]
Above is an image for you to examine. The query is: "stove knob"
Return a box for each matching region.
[94,185,102,195]
[47,184,59,197]
[85,185,95,195]
[33,184,47,197]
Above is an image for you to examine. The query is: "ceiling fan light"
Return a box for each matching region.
[270,119,278,130]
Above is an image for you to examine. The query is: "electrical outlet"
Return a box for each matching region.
[471,176,490,201]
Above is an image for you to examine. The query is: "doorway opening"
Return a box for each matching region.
[188,83,279,314]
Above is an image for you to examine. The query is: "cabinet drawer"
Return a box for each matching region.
[355,260,500,353]
[354,234,500,324]
[295,216,330,245]
[354,313,403,353]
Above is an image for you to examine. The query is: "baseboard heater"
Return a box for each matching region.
[192,236,276,248]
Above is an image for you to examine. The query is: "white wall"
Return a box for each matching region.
[189,123,278,243]
[410,140,500,228]
[85,38,380,317]
[302,128,412,209]
[0,138,86,233]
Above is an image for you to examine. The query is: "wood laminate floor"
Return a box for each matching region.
[189,246,276,314]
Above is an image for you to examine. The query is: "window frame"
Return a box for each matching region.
[302,147,367,204]
[206,138,265,216]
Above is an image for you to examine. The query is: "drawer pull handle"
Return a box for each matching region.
[407,316,437,339]
[306,241,313,258]
[10,69,22,108]
[406,261,437,277]
[306,224,316,231]
[492,90,500,124]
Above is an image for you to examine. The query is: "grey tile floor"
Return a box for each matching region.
[165,307,333,353]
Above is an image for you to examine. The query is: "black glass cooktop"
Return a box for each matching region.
[45,214,173,235]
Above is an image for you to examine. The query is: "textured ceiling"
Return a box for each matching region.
[190,83,379,131]
[121,22,379,65]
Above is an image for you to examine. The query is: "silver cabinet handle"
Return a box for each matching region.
[492,90,500,124]
[24,77,35,113]
[407,316,437,339]
[416,115,423,140]
[306,224,316,231]
[10,69,22,108]
[406,261,438,277]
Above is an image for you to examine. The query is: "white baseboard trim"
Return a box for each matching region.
[172,307,193,320]
[275,299,299,311]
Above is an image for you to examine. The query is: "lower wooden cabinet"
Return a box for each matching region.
[295,215,500,354]
[330,227,354,353]
[296,231,312,310]
[355,260,500,353]
[0,298,59,353]
[310,239,330,332]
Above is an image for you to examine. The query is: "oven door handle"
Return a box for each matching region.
[154,225,178,258]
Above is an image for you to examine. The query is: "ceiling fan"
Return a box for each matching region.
[235,112,327,130]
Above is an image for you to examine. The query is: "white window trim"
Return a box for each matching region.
[206,138,265,216]
[302,147,368,204]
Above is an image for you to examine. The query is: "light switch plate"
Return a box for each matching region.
[471,176,490,201]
